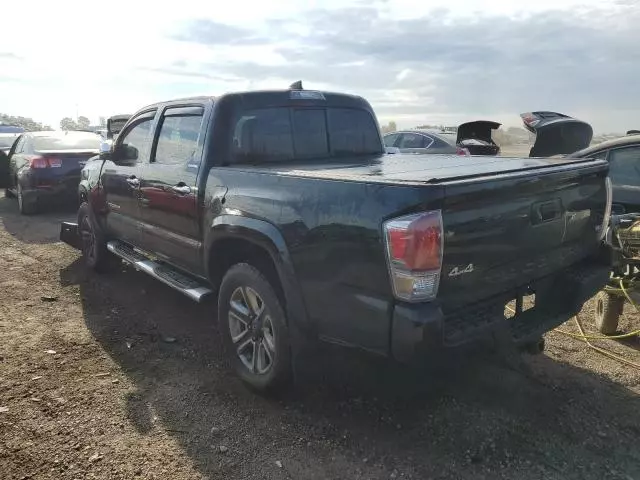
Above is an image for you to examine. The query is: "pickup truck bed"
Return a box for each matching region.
[210,153,610,356]
[247,152,595,184]
[60,87,612,392]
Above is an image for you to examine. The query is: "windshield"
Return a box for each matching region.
[33,132,102,151]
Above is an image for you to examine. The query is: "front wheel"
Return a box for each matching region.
[218,263,292,393]
[77,202,119,273]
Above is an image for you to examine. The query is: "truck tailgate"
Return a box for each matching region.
[437,160,609,310]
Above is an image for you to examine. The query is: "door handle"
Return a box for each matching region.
[170,185,191,195]
[126,177,140,187]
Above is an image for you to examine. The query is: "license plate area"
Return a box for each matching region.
[505,289,536,319]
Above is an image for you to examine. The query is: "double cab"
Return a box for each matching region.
[60,85,612,391]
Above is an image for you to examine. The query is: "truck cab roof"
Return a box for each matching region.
[138,89,370,113]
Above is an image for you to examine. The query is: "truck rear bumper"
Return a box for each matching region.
[390,253,611,363]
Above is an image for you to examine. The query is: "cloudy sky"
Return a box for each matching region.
[1,0,638,133]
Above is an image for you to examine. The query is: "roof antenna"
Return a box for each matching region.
[289,80,303,90]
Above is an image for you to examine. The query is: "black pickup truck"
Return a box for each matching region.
[60,85,613,391]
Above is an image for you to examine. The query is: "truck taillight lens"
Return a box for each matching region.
[383,210,443,302]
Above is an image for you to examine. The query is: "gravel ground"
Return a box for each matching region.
[1,194,639,480]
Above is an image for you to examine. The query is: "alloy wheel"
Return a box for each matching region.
[79,214,96,264]
[228,286,277,375]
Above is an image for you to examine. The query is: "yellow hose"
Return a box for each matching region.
[553,278,640,370]
[506,280,640,369]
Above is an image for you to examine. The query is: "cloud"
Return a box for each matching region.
[0,0,637,132]
[0,52,21,60]
[167,2,640,132]
[169,19,265,46]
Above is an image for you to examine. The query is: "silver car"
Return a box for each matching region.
[383,129,469,155]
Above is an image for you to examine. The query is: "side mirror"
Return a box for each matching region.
[98,140,112,160]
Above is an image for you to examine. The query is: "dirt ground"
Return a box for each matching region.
[1,194,639,480]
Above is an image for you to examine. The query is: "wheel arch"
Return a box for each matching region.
[205,215,311,333]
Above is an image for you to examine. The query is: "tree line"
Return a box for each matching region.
[0,113,52,131]
[0,113,106,132]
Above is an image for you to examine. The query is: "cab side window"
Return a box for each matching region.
[116,116,155,166]
[153,107,204,166]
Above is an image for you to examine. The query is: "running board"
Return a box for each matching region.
[106,240,212,303]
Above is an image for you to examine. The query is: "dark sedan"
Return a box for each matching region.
[2,130,102,214]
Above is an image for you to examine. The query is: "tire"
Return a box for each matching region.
[594,291,623,335]
[218,263,292,393]
[77,202,119,273]
[17,183,37,215]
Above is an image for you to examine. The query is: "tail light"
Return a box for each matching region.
[383,210,443,302]
[456,147,470,156]
[29,156,62,168]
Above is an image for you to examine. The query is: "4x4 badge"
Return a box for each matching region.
[448,264,474,277]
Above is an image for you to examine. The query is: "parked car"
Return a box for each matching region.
[383,129,470,155]
[520,111,640,213]
[105,114,130,140]
[0,125,25,188]
[457,120,501,155]
[383,120,501,157]
[520,111,593,158]
[565,134,640,214]
[59,85,612,392]
[1,130,102,214]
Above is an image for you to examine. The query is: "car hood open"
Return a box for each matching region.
[521,111,593,157]
[457,120,501,144]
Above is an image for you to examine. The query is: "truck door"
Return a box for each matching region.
[137,105,206,273]
[101,110,156,246]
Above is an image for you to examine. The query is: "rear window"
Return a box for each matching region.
[33,132,102,151]
[232,107,381,163]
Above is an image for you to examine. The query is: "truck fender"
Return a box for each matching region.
[205,215,312,335]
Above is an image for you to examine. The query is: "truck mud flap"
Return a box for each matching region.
[60,221,82,250]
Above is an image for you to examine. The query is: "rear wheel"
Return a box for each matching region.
[17,184,37,215]
[218,263,292,393]
[594,291,623,335]
[77,202,119,273]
